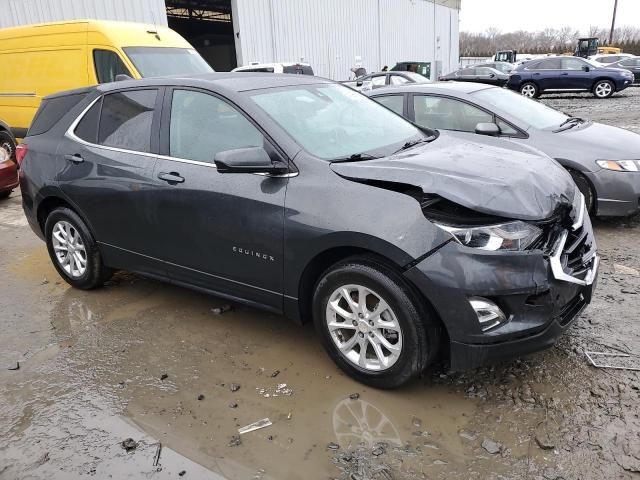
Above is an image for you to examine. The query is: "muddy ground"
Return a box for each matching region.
[1,88,639,480]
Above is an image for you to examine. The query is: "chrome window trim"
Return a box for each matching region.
[65,94,298,177]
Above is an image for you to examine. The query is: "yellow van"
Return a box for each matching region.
[0,20,212,158]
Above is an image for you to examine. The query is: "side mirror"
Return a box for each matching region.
[356,81,363,87]
[582,65,590,72]
[214,147,288,174]
[489,73,496,78]
[475,122,501,136]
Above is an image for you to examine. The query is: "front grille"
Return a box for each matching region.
[558,294,586,326]
[563,222,595,277]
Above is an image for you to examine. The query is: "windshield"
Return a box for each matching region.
[250,84,422,160]
[472,87,568,130]
[123,47,213,77]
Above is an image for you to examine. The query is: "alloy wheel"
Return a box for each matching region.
[325,284,403,371]
[595,82,613,98]
[51,221,88,278]
[0,142,11,163]
[521,84,536,97]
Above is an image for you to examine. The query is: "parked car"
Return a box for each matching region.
[439,67,509,86]
[473,62,516,74]
[0,20,213,165]
[587,53,635,65]
[342,71,429,91]
[507,56,634,98]
[390,62,431,79]
[232,62,314,75]
[0,141,18,199]
[368,82,640,216]
[19,74,597,388]
[609,57,640,84]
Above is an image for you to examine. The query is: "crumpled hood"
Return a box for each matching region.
[331,132,576,221]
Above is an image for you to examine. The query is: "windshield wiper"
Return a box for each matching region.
[332,153,380,163]
[554,117,585,132]
[393,136,436,155]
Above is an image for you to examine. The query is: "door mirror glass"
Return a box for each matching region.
[475,122,501,136]
[214,147,287,174]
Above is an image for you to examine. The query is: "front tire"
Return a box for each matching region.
[520,82,540,98]
[45,207,112,289]
[312,256,440,389]
[568,170,595,214]
[593,80,614,99]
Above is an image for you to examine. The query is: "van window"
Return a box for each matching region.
[98,90,157,153]
[169,90,264,163]
[94,50,131,84]
[123,47,213,77]
[29,93,88,136]
[74,99,102,143]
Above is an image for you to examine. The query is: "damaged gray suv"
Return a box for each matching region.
[19,73,599,388]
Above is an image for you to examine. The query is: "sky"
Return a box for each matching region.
[460,0,640,34]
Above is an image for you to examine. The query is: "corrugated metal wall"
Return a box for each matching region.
[232,0,459,80]
[0,0,168,29]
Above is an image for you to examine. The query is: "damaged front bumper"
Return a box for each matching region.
[405,208,599,371]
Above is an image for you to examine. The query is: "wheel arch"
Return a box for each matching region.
[36,194,97,240]
[591,77,616,91]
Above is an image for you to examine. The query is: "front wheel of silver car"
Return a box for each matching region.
[45,207,112,289]
[593,80,614,99]
[312,256,440,389]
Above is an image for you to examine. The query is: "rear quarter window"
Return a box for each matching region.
[28,93,88,136]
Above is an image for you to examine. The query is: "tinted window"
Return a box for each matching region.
[458,68,474,76]
[94,50,131,84]
[562,58,586,70]
[413,95,492,132]
[389,75,410,85]
[621,58,640,67]
[282,65,314,75]
[537,58,562,69]
[29,93,88,136]
[373,95,404,115]
[170,90,264,163]
[240,67,275,73]
[74,98,101,143]
[98,90,157,153]
[475,67,495,75]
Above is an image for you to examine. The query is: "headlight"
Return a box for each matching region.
[435,221,542,251]
[596,160,639,172]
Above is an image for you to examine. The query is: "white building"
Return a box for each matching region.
[0,0,460,79]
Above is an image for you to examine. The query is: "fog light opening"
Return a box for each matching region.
[469,297,507,332]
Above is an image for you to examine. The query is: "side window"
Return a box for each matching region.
[413,95,493,133]
[458,68,474,76]
[389,75,410,85]
[169,89,264,163]
[74,98,102,143]
[98,89,157,153]
[94,50,131,84]
[497,119,519,136]
[538,58,562,69]
[562,58,586,70]
[371,75,387,87]
[373,95,404,115]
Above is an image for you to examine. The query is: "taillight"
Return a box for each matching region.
[15,143,28,166]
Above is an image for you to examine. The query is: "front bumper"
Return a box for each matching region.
[405,202,598,370]
[587,168,640,216]
[0,160,18,192]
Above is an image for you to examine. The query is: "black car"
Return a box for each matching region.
[610,57,640,84]
[439,66,509,86]
[508,56,634,98]
[19,74,598,388]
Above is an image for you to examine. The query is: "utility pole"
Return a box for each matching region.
[609,0,619,45]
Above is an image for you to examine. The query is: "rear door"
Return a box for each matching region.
[534,58,563,90]
[57,87,167,276]
[149,87,288,310]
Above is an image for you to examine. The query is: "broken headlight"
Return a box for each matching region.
[435,221,542,251]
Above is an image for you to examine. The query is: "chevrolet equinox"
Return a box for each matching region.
[19,74,599,388]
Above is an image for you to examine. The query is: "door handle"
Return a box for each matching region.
[158,172,185,184]
[561,72,569,76]
[64,153,84,164]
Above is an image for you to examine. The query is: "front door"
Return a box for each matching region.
[57,88,167,276]
[148,88,288,310]
[561,58,592,89]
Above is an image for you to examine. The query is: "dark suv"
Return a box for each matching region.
[19,74,598,388]
[508,56,634,98]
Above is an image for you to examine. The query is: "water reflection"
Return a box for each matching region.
[332,398,402,449]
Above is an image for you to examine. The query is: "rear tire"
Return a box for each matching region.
[312,255,440,389]
[520,82,540,98]
[593,80,614,99]
[568,170,595,214]
[45,207,112,289]
[0,130,16,163]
